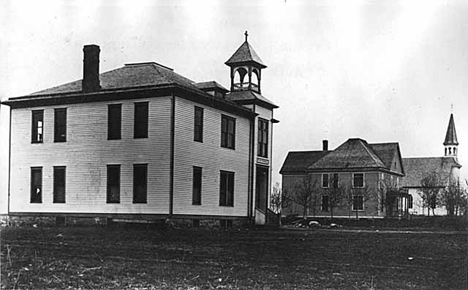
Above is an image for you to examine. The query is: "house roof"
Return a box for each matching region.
[308,138,387,171]
[369,142,405,175]
[444,113,459,146]
[280,150,330,174]
[26,62,196,97]
[226,90,278,109]
[225,41,267,68]
[194,81,229,93]
[401,157,461,188]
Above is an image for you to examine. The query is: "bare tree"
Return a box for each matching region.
[419,172,443,216]
[378,178,403,217]
[441,180,464,216]
[270,182,291,225]
[322,180,346,221]
[289,177,321,219]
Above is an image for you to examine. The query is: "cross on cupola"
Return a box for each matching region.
[225,31,266,93]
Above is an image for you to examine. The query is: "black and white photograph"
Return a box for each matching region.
[0,1,467,289]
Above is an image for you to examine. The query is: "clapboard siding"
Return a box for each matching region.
[10,97,172,214]
[172,97,250,217]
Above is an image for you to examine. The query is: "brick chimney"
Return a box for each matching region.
[322,140,328,151]
[82,44,101,92]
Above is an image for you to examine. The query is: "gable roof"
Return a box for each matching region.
[280,151,330,174]
[402,157,461,188]
[27,62,196,97]
[444,113,459,145]
[226,90,278,109]
[225,41,266,68]
[308,138,388,171]
[369,142,405,175]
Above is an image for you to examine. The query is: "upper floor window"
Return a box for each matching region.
[31,110,44,143]
[53,166,66,203]
[133,164,148,203]
[353,173,364,188]
[30,167,42,203]
[134,102,148,138]
[322,174,329,188]
[107,165,121,203]
[221,115,236,149]
[54,108,67,142]
[194,107,204,142]
[108,104,122,140]
[220,170,234,206]
[192,166,202,205]
[258,118,269,157]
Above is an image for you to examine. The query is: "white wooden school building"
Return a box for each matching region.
[3,35,278,225]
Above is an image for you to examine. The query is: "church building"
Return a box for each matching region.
[402,114,462,216]
[2,33,279,225]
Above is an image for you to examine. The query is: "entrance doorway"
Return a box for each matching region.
[255,166,269,212]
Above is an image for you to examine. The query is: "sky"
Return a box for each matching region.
[1,0,467,211]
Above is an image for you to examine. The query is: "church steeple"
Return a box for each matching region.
[444,113,459,157]
[225,31,266,94]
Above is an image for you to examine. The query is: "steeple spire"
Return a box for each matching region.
[444,113,459,157]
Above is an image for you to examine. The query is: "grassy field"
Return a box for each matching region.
[1,225,466,290]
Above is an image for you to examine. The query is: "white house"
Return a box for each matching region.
[2,33,278,225]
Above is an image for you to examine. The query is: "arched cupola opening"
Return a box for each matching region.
[233,67,248,90]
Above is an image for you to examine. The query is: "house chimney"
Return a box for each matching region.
[322,140,328,151]
[82,44,101,92]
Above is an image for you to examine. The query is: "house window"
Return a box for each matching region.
[54,108,67,142]
[31,110,44,143]
[220,171,234,206]
[192,166,202,205]
[352,195,364,211]
[134,102,148,138]
[133,164,148,203]
[353,173,364,188]
[108,104,122,140]
[194,107,204,142]
[221,115,235,149]
[258,118,269,157]
[30,167,42,203]
[408,195,413,209]
[321,195,329,211]
[53,166,66,203]
[322,174,329,188]
[332,173,339,188]
[107,165,120,203]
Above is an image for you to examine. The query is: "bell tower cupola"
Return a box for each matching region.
[225,31,266,94]
[444,113,459,157]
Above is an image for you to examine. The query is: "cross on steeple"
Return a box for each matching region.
[244,31,248,42]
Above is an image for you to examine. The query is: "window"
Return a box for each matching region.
[408,195,413,209]
[30,167,42,203]
[352,195,364,211]
[54,108,67,142]
[32,110,44,143]
[221,115,235,149]
[321,195,329,211]
[322,174,329,188]
[192,167,202,205]
[108,104,122,140]
[133,164,148,203]
[332,173,339,188]
[53,166,66,203]
[134,102,148,138]
[107,165,120,203]
[194,107,203,142]
[353,173,364,188]
[220,171,234,206]
[258,118,269,157]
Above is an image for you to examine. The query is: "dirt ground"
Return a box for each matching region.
[1,225,467,290]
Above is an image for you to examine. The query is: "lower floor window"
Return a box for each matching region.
[30,167,42,203]
[133,164,148,203]
[107,165,120,203]
[219,171,234,206]
[352,195,364,211]
[321,195,329,211]
[408,195,413,209]
[53,166,66,203]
